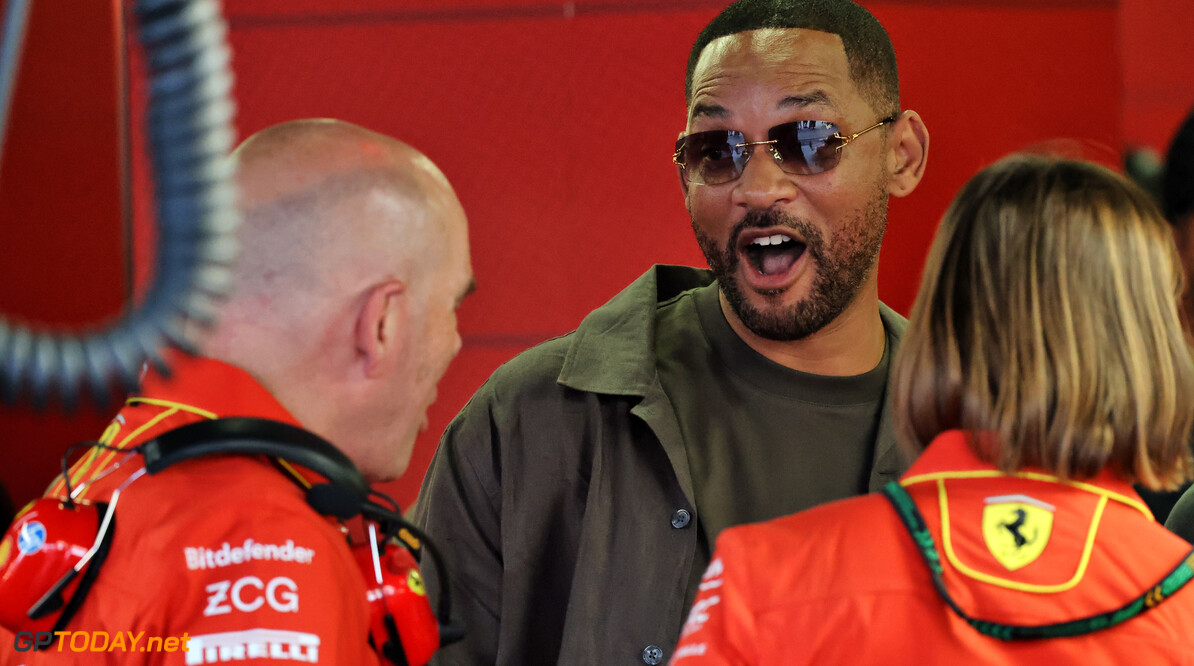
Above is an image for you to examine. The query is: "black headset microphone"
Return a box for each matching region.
[302,474,467,650]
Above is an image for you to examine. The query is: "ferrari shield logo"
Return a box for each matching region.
[982,494,1055,571]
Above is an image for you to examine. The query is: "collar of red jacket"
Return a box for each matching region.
[137,350,301,425]
[135,350,331,488]
[903,429,1143,501]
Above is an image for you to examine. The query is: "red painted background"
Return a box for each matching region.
[1120,0,1194,153]
[0,0,125,508]
[1,0,1190,512]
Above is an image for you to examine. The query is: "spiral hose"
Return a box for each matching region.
[0,0,239,408]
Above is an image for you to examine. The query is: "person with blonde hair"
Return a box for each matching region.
[670,155,1194,665]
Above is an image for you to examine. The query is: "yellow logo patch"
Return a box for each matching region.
[982,494,1054,571]
[406,569,426,597]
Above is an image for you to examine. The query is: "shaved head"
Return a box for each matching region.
[228,119,460,310]
[205,118,474,481]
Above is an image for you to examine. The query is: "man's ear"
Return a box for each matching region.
[886,110,929,198]
[355,279,407,378]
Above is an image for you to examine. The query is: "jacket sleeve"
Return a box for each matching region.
[412,388,504,666]
[668,534,758,666]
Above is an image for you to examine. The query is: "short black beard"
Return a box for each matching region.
[692,191,888,341]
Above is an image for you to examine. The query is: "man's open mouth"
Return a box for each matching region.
[741,232,807,276]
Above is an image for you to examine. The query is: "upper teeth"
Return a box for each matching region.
[751,234,791,246]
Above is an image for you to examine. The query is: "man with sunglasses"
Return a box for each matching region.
[415,1,929,664]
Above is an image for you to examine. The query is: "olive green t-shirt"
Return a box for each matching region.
[655,282,892,550]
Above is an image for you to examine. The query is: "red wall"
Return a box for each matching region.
[1120,0,1194,153]
[0,0,1137,511]
[0,0,124,509]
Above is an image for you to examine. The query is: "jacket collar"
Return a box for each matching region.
[556,264,909,487]
[558,264,714,395]
[902,430,1147,509]
[557,264,915,497]
[558,264,909,397]
[134,353,329,489]
[135,351,301,427]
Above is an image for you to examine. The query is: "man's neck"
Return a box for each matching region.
[719,283,886,376]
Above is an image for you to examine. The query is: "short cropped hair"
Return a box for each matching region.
[893,155,1194,490]
[686,0,899,117]
[1163,105,1194,224]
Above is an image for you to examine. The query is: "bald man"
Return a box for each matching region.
[6,119,472,665]
[206,119,473,482]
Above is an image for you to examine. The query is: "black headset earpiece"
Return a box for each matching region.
[141,417,372,519]
[29,502,114,633]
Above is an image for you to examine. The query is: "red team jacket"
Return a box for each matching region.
[2,354,379,665]
[671,430,1194,665]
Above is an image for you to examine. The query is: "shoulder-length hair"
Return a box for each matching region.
[893,154,1194,489]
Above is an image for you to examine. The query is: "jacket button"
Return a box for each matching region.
[671,509,691,529]
[642,645,664,665]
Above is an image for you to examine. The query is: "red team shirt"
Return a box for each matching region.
[671,430,1194,665]
[2,353,379,665]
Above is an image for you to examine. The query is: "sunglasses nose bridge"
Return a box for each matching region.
[734,138,782,171]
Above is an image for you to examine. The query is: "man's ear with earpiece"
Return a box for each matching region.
[355,280,407,378]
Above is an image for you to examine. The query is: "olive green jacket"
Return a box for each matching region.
[414,265,908,666]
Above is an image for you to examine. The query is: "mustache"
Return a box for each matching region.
[727,209,820,257]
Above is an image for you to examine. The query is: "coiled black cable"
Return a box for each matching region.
[0,0,239,408]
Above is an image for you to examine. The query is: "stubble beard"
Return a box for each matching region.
[692,185,889,341]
